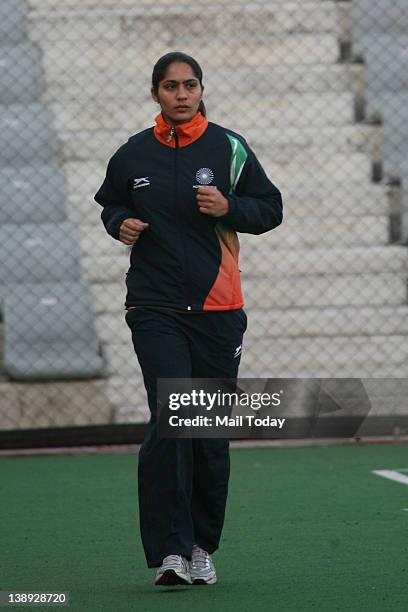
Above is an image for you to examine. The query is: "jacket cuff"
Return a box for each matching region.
[108,212,132,241]
[219,196,237,223]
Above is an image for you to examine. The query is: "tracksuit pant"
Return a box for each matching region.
[125,306,247,568]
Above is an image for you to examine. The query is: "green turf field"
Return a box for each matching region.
[1,444,407,611]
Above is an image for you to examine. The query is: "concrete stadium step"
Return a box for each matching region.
[80,229,128,262]
[0,380,112,429]
[98,374,408,417]
[238,246,406,276]
[41,65,365,101]
[113,404,149,424]
[239,363,408,379]
[276,179,387,202]
[242,125,381,164]
[97,304,408,352]
[102,369,145,396]
[49,93,355,133]
[264,154,372,184]
[36,37,340,75]
[267,216,389,247]
[82,255,130,283]
[89,282,128,314]
[277,193,388,217]
[86,164,386,202]
[100,332,408,383]
[242,306,408,340]
[0,103,58,164]
[28,3,340,40]
[0,44,42,104]
[81,247,406,285]
[98,369,408,415]
[242,274,405,309]
[239,334,408,375]
[88,273,406,315]
[57,123,380,164]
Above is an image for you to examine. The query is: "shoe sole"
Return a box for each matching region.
[192,576,217,585]
[155,569,191,587]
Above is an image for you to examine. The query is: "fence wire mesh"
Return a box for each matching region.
[1,0,408,433]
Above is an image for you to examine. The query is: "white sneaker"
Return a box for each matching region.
[189,545,217,585]
[154,554,192,586]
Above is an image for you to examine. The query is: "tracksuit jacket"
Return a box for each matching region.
[94,111,283,311]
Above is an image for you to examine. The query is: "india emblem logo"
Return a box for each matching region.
[195,168,214,185]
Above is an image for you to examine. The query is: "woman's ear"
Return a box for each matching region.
[151,88,159,103]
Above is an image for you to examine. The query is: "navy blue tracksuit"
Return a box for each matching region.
[94,110,282,567]
[125,306,247,567]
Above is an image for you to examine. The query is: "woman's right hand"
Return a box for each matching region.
[119,218,149,245]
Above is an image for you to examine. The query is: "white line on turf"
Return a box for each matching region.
[372,469,408,486]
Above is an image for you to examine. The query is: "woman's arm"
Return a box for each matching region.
[220,144,283,235]
[94,150,143,242]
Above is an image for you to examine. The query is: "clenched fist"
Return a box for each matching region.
[196,186,229,217]
[119,218,149,245]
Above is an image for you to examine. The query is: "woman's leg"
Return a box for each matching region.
[187,309,247,553]
[125,308,195,568]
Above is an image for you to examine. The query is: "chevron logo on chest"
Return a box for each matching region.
[133,177,150,190]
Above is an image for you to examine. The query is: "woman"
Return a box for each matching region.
[94,51,283,587]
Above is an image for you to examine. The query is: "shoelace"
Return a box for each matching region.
[166,555,188,570]
[191,546,211,569]
[163,554,186,568]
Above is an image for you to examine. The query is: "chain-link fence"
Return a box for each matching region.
[1,0,408,439]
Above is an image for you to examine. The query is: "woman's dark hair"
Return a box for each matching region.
[152,51,206,117]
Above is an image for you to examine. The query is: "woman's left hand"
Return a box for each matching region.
[196,186,229,217]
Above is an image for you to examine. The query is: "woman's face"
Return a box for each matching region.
[153,61,203,125]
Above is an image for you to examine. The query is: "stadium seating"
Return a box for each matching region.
[0,0,27,43]
[3,283,105,380]
[0,223,82,286]
[0,104,58,165]
[1,0,408,426]
[353,34,408,111]
[0,0,105,389]
[0,44,43,104]
[0,164,67,224]
[379,93,408,176]
[352,0,408,37]
[352,7,408,241]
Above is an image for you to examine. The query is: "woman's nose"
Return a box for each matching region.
[176,86,188,99]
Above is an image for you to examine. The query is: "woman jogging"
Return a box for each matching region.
[94,51,283,587]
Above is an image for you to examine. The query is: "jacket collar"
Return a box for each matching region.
[153,111,208,148]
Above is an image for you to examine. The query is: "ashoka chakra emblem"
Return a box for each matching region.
[196,168,214,185]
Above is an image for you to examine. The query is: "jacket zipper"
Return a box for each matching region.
[173,127,193,311]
